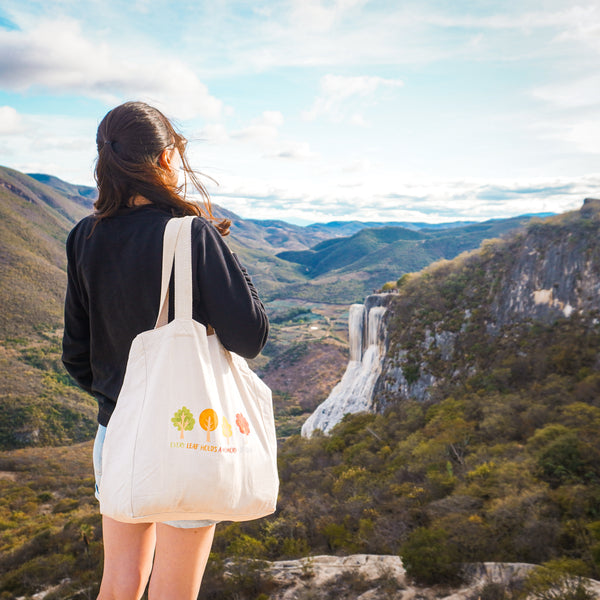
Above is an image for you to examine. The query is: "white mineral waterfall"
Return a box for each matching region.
[348,303,366,361]
[301,297,387,437]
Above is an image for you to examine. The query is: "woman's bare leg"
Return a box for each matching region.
[148,523,216,600]
[97,516,156,600]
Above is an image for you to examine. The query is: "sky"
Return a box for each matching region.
[0,0,599,225]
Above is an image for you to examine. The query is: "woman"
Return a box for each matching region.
[62,101,269,600]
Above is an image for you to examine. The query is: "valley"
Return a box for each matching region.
[2,165,599,600]
[0,165,538,450]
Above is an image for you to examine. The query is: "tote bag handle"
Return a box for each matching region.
[155,216,195,328]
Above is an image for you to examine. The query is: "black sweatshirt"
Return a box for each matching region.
[62,205,269,426]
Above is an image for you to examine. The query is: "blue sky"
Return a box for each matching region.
[0,0,599,224]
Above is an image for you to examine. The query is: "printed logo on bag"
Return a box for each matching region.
[168,409,253,454]
[171,406,195,439]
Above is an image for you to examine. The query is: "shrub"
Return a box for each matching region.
[521,558,594,600]
[198,556,277,600]
[400,526,461,585]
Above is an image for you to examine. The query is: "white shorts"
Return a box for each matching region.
[93,425,217,529]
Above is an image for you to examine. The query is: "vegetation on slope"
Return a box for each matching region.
[212,208,600,585]
[277,227,426,277]
[0,443,101,599]
[1,202,599,598]
[4,317,599,596]
[0,167,85,338]
[0,168,98,449]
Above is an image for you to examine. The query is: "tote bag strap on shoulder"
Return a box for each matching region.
[155,216,195,328]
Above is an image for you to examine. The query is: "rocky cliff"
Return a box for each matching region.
[377,198,600,410]
[304,199,600,432]
[489,199,600,328]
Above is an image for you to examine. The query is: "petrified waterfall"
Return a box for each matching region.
[301,295,387,437]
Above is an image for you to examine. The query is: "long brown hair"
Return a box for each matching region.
[94,101,230,235]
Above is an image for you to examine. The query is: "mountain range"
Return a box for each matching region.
[26,169,549,306]
[0,164,550,450]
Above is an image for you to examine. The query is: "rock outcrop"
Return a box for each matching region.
[259,554,600,599]
[375,199,600,409]
[488,198,600,329]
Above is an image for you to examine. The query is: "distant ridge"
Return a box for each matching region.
[275,214,539,293]
[16,169,550,304]
[301,219,477,235]
[254,214,555,236]
[27,173,97,208]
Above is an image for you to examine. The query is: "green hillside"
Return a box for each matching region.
[0,167,90,338]
[27,173,97,207]
[277,227,426,277]
[226,215,333,252]
[275,215,534,303]
[2,205,599,599]
[0,167,97,449]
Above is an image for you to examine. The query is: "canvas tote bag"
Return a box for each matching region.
[99,216,279,523]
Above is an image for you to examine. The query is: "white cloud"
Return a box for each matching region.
[304,74,403,122]
[271,142,315,161]
[231,111,284,142]
[322,75,403,98]
[0,17,222,119]
[289,0,368,33]
[0,108,97,185]
[554,4,600,53]
[532,115,600,155]
[185,2,600,78]
[0,105,24,134]
[261,111,285,127]
[342,158,372,173]
[197,123,230,145]
[531,74,600,110]
[530,72,600,155]
[133,0,152,14]
[350,113,368,127]
[192,111,313,166]
[210,172,599,224]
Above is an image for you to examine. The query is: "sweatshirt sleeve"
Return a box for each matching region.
[193,219,269,359]
[62,226,94,393]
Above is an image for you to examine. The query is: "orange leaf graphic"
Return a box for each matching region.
[199,409,219,443]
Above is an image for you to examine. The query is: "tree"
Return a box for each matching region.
[222,416,233,445]
[199,409,218,443]
[171,406,195,440]
[236,413,250,435]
